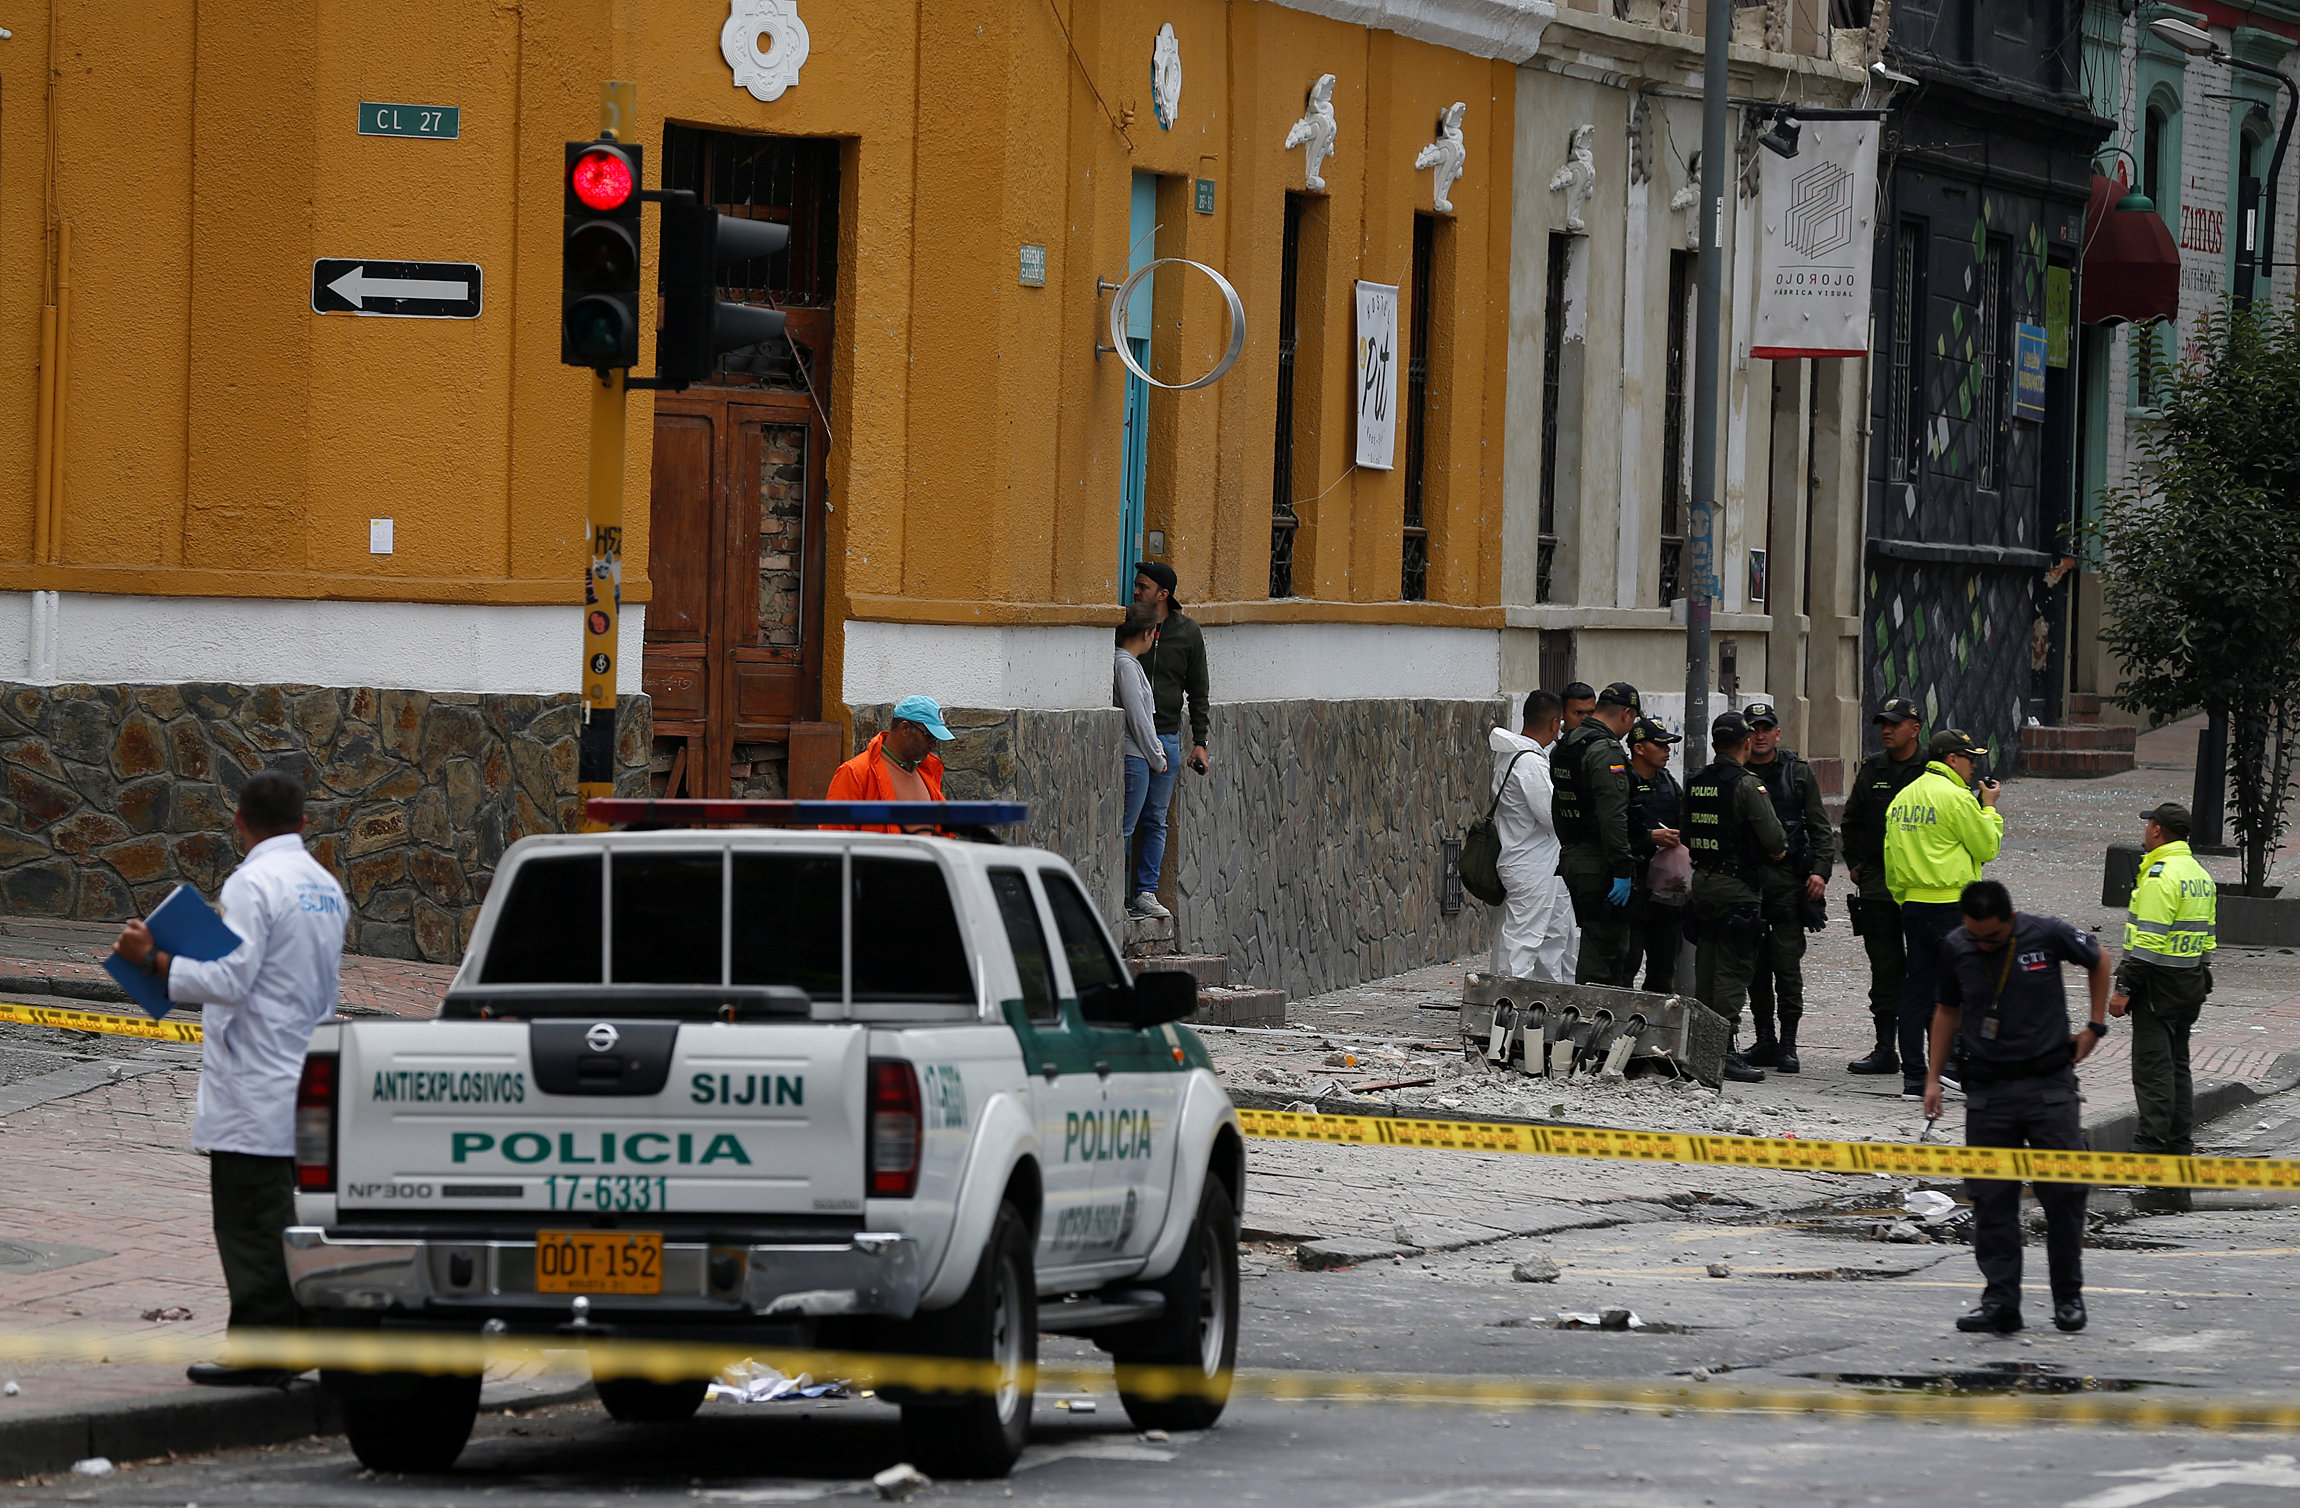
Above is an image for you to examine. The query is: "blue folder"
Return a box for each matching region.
[103,884,244,1021]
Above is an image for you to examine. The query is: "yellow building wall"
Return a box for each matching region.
[0,0,1511,681]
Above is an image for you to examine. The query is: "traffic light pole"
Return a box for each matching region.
[577,365,628,831]
[575,85,635,834]
[1684,3,1728,767]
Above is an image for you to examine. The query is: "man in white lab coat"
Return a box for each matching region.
[115,770,347,1386]
[1489,691,1579,981]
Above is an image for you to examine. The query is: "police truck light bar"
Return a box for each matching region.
[584,799,1030,828]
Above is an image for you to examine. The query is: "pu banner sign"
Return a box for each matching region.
[1751,120,1880,359]
[1355,280,1399,469]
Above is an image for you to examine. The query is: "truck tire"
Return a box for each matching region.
[1111,1175,1238,1432]
[334,1370,482,1473]
[596,1376,709,1423]
[898,1200,1036,1478]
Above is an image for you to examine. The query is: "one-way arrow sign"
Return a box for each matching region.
[311,258,483,319]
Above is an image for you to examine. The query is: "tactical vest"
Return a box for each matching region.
[1750,750,1806,859]
[1684,762,1758,884]
[1550,724,1608,847]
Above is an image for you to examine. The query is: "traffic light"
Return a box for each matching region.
[655,201,790,390]
[562,139,645,369]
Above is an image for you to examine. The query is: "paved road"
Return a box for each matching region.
[17,1093,2300,1507]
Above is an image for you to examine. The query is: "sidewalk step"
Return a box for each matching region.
[2069,691,2103,718]
[2021,723,2137,752]
[1192,986,1287,1028]
[1129,953,1229,988]
[2018,747,2138,778]
[1121,914,1177,958]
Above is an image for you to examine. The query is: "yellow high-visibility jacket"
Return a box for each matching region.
[1882,762,2003,905]
[2124,840,2216,968]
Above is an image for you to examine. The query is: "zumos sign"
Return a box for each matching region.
[1751,121,1880,360]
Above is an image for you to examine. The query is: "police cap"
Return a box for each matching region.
[1743,700,1780,728]
[1627,717,1682,748]
[1875,696,1920,725]
[1597,681,1642,711]
[1711,711,1752,743]
[2140,801,2192,839]
[1930,728,1989,761]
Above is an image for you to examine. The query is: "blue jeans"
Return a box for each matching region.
[1132,734,1182,895]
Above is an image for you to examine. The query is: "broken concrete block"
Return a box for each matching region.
[1512,1256,1562,1283]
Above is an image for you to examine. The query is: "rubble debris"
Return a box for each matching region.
[1512,1257,1562,1283]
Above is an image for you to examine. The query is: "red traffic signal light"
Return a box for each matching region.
[569,147,636,212]
[562,140,645,370]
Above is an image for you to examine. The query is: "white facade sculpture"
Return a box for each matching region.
[1547,123,1596,232]
[1152,24,1182,129]
[1284,74,1340,191]
[722,0,811,104]
[1413,101,1467,214]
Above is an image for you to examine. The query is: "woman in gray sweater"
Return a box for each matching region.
[1116,604,1169,914]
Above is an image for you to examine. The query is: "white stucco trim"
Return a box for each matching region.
[840,622,1113,711]
[1265,0,1556,63]
[840,619,1505,710]
[0,591,645,697]
[1203,623,1500,702]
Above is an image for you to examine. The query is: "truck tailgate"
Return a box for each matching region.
[334,1021,868,1217]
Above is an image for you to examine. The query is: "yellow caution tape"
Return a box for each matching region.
[1235,1107,2300,1192]
[0,1005,2276,1192]
[0,1000,200,1043]
[2,1328,2296,1434]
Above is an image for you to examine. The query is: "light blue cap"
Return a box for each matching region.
[891,695,954,741]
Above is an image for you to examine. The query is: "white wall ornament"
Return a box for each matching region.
[1151,24,1182,129]
[1413,102,1467,214]
[1284,74,1339,191]
[1547,123,1596,232]
[722,0,811,104]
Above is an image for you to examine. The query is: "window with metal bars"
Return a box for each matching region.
[1401,214,1435,602]
[1886,221,1924,483]
[1977,238,2006,491]
[1270,193,1306,599]
[1537,234,1570,604]
[659,125,840,386]
[1659,250,1693,606]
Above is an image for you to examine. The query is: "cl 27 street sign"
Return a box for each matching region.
[312,260,483,319]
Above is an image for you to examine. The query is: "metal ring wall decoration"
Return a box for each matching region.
[1105,258,1246,392]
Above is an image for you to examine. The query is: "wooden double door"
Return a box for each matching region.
[643,382,829,798]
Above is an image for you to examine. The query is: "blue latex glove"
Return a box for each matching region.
[1608,877,1633,907]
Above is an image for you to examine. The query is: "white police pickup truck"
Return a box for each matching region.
[284,802,1244,1478]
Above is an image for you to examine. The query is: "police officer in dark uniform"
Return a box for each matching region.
[1837,696,1928,1075]
[1741,701,1835,1075]
[1551,682,1642,987]
[1924,880,2111,1334]
[1685,711,1787,1082]
[1626,716,1687,992]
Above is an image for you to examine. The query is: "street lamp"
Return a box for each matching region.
[2144,15,2294,851]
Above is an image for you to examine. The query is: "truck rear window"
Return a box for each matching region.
[475,846,974,1009]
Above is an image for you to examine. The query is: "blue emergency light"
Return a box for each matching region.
[585,798,1030,828]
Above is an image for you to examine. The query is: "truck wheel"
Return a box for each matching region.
[1112,1176,1238,1432]
[898,1201,1037,1478]
[596,1376,709,1423]
[334,1370,482,1473]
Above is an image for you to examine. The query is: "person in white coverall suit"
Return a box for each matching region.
[1489,690,1579,980]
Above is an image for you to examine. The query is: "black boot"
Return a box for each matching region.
[1743,1036,1782,1068]
[1848,1031,1899,1076]
[1775,1034,1800,1075]
[1722,1052,1766,1084]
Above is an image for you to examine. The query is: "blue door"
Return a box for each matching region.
[1118,174,1156,596]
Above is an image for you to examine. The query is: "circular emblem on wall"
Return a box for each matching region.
[722,0,812,104]
[1151,24,1182,130]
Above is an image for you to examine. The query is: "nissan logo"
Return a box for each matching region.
[584,1022,620,1054]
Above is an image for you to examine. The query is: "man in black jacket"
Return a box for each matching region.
[1742,701,1835,1074]
[1837,696,1928,1075]
[1130,563,1210,920]
[1552,681,1642,987]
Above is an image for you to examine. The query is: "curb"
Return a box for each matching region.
[2081,1051,2300,1155]
[1,1375,594,1482]
[0,973,131,1007]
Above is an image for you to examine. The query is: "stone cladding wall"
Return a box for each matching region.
[853,696,1501,999]
[0,683,650,962]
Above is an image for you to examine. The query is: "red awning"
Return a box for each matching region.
[2081,172,2180,326]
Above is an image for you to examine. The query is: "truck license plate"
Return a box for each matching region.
[535,1230,663,1295]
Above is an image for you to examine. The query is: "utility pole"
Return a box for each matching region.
[576,82,637,832]
[1686,0,1730,764]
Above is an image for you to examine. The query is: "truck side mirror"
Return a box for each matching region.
[1130,968,1197,1028]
